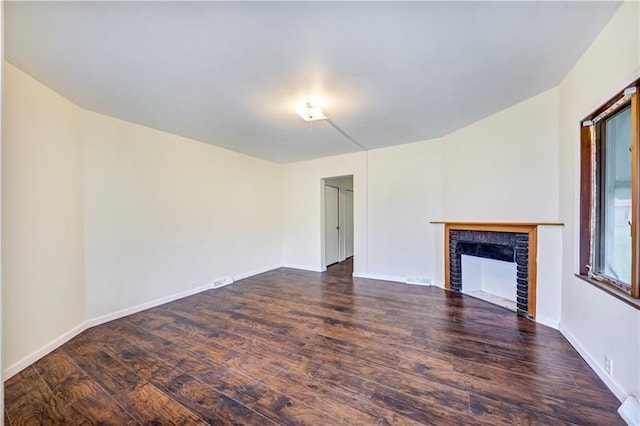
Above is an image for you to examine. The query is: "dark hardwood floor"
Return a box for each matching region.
[5,258,623,425]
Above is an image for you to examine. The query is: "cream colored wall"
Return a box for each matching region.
[441,87,560,221]
[83,110,282,318]
[366,139,443,282]
[2,63,86,369]
[558,1,640,399]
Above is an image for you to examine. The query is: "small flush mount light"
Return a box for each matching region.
[296,97,328,122]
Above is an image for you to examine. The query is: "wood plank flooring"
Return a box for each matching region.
[4,258,623,425]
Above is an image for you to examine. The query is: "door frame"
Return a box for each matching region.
[320,175,354,270]
[323,184,341,267]
[344,189,354,259]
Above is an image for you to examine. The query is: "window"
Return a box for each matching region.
[580,82,640,301]
[594,106,632,288]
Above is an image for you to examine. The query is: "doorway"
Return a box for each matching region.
[323,175,354,268]
[325,185,340,265]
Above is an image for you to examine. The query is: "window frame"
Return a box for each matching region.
[579,80,640,302]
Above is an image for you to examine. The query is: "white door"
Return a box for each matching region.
[325,185,340,266]
[345,190,354,258]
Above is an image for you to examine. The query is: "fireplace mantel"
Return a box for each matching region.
[433,221,562,318]
[430,221,564,227]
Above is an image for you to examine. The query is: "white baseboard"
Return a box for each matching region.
[3,264,285,382]
[233,264,281,281]
[429,280,445,289]
[282,263,324,272]
[559,323,626,402]
[84,283,217,329]
[619,396,640,426]
[352,272,406,283]
[3,322,87,380]
[535,315,559,330]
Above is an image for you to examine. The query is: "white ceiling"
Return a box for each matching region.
[6,1,621,163]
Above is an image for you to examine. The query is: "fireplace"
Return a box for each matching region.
[439,223,539,319]
[449,229,529,315]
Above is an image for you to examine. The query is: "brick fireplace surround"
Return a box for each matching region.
[431,222,563,319]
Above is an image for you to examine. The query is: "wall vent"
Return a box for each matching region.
[406,277,431,286]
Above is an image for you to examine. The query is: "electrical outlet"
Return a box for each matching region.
[604,356,612,375]
[189,281,198,289]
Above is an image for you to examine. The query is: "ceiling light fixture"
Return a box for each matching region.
[296,99,327,122]
[294,94,368,150]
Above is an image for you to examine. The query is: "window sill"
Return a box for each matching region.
[575,274,640,311]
